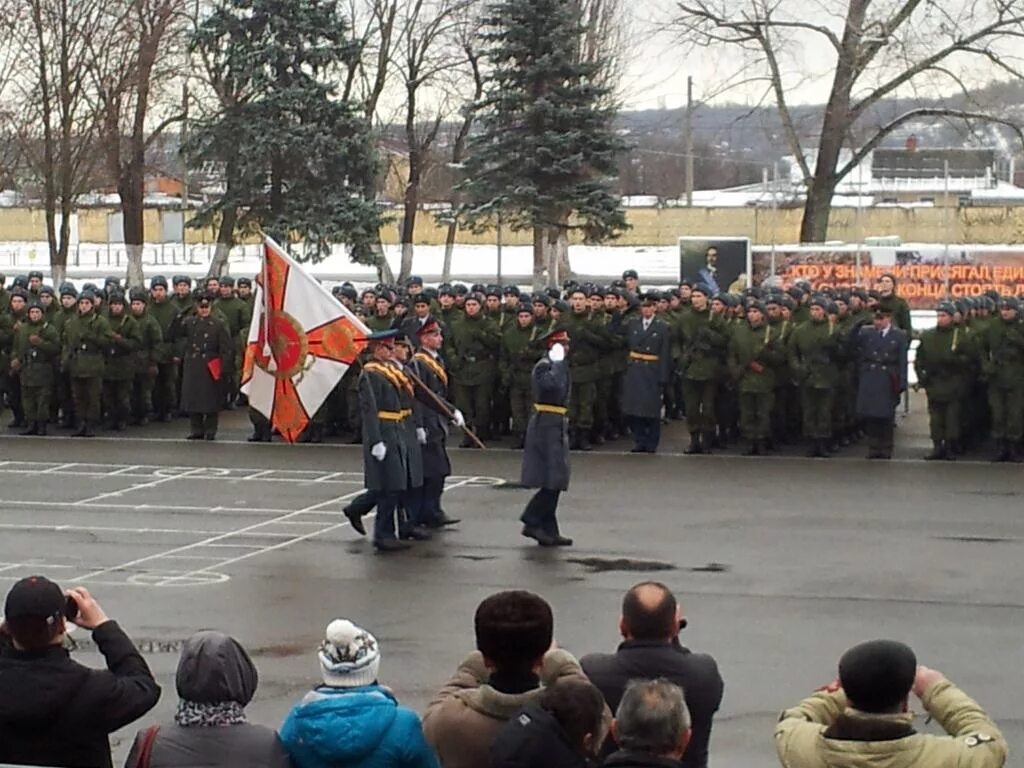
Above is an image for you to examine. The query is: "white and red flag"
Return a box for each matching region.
[241,237,368,442]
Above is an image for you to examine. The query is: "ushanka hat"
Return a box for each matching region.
[318,619,381,688]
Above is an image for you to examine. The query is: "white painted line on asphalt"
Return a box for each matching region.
[0,499,304,515]
[73,467,207,506]
[0,522,304,538]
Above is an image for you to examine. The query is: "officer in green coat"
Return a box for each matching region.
[977,297,1024,462]
[915,302,970,460]
[677,284,729,454]
[11,301,60,435]
[129,288,163,425]
[61,291,113,437]
[102,293,141,431]
[728,302,785,455]
[500,304,542,449]
[448,293,500,444]
[788,296,840,458]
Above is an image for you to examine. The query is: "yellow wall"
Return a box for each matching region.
[3,204,1024,246]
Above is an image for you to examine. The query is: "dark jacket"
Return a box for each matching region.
[0,620,160,768]
[178,315,232,414]
[125,631,289,768]
[410,350,454,480]
[602,752,683,768]
[520,355,570,491]
[621,317,672,419]
[491,704,590,768]
[359,361,411,492]
[851,325,908,419]
[580,640,723,768]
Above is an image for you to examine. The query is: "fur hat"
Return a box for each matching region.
[318,619,380,688]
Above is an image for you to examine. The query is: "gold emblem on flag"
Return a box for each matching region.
[254,310,309,380]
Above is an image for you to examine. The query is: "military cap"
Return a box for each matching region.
[406,275,423,286]
[173,275,192,286]
[539,326,570,346]
[781,296,796,311]
[838,640,916,714]
[81,281,98,292]
[331,285,345,297]
[9,287,28,300]
[786,286,805,301]
[691,283,711,297]
[454,283,469,295]
[712,292,730,304]
[394,297,410,310]
[516,303,534,315]
[78,289,96,302]
[107,292,126,305]
[150,275,168,289]
[622,269,639,280]
[605,287,623,299]
[641,291,660,305]
[867,290,881,301]
[503,285,520,297]
[810,295,830,310]
[984,289,1000,302]
[416,317,442,336]
[532,293,551,307]
[851,288,868,302]
[27,270,43,280]
[955,299,971,313]
[438,284,456,297]
[999,296,1019,311]
[59,282,78,298]
[553,299,569,313]
[611,279,626,289]
[747,301,766,315]
[129,288,148,303]
[589,286,606,299]
[39,285,55,296]
[236,277,252,288]
[764,295,782,307]
[104,275,120,286]
[412,294,430,306]
[356,328,401,346]
[485,285,501,298]
[219,276,235,287]
[874,305,893,316]
[471,283,486,293]
[563,279,580,291]
[423,287,438,301]
[12,275,28,289]
[936,302,956,316]
[26,300,43,313]
[545,287,560,300]
[464,292,484,305]
[375,291,393,303]
[196,292,214,308]
[679,279,693,289]
[341,286,358,301]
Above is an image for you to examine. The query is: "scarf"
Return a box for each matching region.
[174,700,248,727]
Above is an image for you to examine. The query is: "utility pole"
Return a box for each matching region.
[180,81,189,264]
[684,76,694,207]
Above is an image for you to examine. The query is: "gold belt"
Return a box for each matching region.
[400,408,412,417]
[377,411,405,421]
[534,404,568,416]
[629,351,660,362]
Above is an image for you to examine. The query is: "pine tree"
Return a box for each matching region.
[184,0,381,263]
[459,0,628,284]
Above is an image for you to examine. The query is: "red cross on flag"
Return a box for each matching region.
[241,237,369,442]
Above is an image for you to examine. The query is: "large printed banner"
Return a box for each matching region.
[751,245,1024,309]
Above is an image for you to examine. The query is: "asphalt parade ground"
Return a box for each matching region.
[0,409,1022,767]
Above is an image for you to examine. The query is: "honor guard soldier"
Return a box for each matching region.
[620,291,671,453]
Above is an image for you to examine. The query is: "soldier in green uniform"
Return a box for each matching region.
[51,284,78,426]
[61,291,113,437]
[915,302,970,460]
[364,293,395,332]
[38,286,57,321]
[977,297,1024,462]
[129,288,162,425]
[677,284,729,454]
[448,293,500,444]
[171,275,195,314]
[876,273,913,337]
[6,288,29,428]
[531,294,555,336]
[500,304,541,449]
[214,276,248,409]
[728,302,784,455]
[148,276,182,421]
[101,293,141,431]
[10,301,60,435]
[561,288,608,451]
[604,288,631,438]
[788,296,840,458]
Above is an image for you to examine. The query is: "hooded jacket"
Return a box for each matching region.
[489,704,591,768]
[280,684,437,768]
[124,631,290,768]
[0,620,160,768]
[775,678,1007,768]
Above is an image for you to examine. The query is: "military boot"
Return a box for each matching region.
[993,439,1011,463]
[742,439,761,456]
[36,421,47,436]
[20,421,39,436]
[924,441,947,461]
[701,432,716,454]
[684,432,702,455]
[576,429,592,451]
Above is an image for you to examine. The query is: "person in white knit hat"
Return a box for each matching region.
[279,619,438,768]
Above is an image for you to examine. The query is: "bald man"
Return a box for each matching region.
[580,582,724,768]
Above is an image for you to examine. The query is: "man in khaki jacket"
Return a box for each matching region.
[775,639,1006,768]
[422,590,594,768]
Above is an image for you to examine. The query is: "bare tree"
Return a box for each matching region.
[89,0,186,286]
[4,0,109,285]
[395,0,474,281]
[674,0,1024,242]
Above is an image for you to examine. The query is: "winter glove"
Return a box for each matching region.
[548,343,565,362]
[416,427,427,444]
[452,409,466,428]
[371,442,387,461]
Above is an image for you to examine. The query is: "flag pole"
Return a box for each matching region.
[403,366,486,449]
[261,236,276,371]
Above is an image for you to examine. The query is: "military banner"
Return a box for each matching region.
[751,244,1024,308]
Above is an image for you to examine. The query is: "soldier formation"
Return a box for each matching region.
[1,265,1021,463]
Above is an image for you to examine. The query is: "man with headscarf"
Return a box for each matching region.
[125,631,290,768]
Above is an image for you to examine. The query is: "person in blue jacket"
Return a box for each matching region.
[279,619,438,768]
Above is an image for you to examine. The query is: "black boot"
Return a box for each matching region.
[72,421,88,437]
[807,439,828,458]
[36,421,47,436]
[743,439,761,456]
[577,429,592,451]
[924,441,946,461]
[994,439,1011,462]
[510,433,525,449]
[684,432,702,455]
[20,421,39,436]
[701,432,716,454]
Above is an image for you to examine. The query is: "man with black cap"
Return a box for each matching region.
[177,292,231,440]
[519,327,573,546]
[622,269,640,297]
[776,639,1005,768]
[0,576,160,768]
[620,291,671,452]
[850,304,907,459]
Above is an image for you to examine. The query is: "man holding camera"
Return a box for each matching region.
[0,576,160,768]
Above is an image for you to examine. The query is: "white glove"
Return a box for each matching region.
[548,343,565,362]
[416,427,427,444]
[371,442,387,461]
[452,409,466,428]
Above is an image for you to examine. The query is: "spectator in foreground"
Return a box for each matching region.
[422,590,591,768]
[490,678,608,768]
[125,630,290,768]
[581,582,722,767]
[604,679,692,768]
[775,639,1007,768]
[280,619,437,768]
[0,576,160,768]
